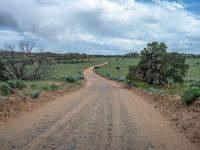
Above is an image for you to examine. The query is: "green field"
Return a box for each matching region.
[48,58,106,78]
[95,57,200,95]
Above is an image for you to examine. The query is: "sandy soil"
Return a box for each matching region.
[0,66,199,150]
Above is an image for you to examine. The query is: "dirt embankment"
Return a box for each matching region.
[126,86,200,145]
[0,82,84,125]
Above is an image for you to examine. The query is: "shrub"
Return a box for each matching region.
[49,84,58,91]
[190,81,200,88]
[63,74,84,83]
[0,83,11,96]
[182,88,200,105]
[30,83,37,89]
[63,76,76,83]
[16,80,26,90]
[115,66,120,70]
[116,77,126,82]
[73,74,84,81]
[7,80,17,89]
[107,73,110,77]
[41,85,49,91]
[31,90,40,99]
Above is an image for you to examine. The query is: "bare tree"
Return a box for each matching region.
[2,39,49,80]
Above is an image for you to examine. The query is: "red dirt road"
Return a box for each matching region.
[0,66,199,150]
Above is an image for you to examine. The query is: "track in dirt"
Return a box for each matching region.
[0,66,199,150]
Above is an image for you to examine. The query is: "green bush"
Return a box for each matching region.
[182,88,200,105]
[16,80,26,90]
[41,85,49,91]
[0,83,11,96]
[63,76,76,83]
[63,74,84,83]
[115,66,120,70]
[7,80,17,89]
[190,81,200,88]
[49,84,58,91]
[31,90,40,99]
[30,83,37,89]
[73,74,84,81]
[7,80,26,90]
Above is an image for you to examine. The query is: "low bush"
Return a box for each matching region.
[115,66,120,70]
[63,76,76,83]
[0,83,11,96]
[73,74,84,81]
[31,90,40,99]
[182,88,200,105]
[7,80,26,90]
[63,74,84,83]
[190,81,200,88]
[16,80,26,90]
[41,85,49,91]
[30,83,37,89]
[7,80,17,89]
[49,84,58,91]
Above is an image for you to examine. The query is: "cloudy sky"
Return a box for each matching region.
[0,0,200,54]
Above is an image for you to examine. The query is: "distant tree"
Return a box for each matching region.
[1,40,49,80]
[127,42,189,85]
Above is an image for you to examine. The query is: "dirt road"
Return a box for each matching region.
[0,66,199,150]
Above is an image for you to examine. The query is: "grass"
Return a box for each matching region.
[0,57,107,99]
[95,57,200,95]
[95,58,139,78]
[185,58,200,81]
[48,58,107,79]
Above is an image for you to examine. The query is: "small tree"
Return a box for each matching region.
[2,40,48,80]
[128,42,189,85]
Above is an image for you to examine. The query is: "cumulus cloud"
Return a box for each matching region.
[0,0,199,54]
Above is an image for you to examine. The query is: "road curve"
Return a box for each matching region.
[0,66,199,150]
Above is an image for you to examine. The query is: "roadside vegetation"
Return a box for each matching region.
[95,42,200,105]
[0,39,199,117]
[0,40,106,101]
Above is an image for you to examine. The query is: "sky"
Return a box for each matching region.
[0,0,200,54]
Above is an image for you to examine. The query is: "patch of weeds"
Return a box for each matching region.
[63,74,84,83]
[7,80,26,90]
[49,84,58,91]
[41,85,50,91]
[115,66,120,70]
[0,82,11,96]
[7,80,17,89]
[30,83,37,89]
[16,80,26,90]
[190,81,200,88]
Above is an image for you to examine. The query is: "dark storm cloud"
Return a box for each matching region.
[0,11,18,30]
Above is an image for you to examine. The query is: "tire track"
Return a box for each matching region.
[22,88,100,150]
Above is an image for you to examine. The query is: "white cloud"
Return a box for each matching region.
[0,0,200,54]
